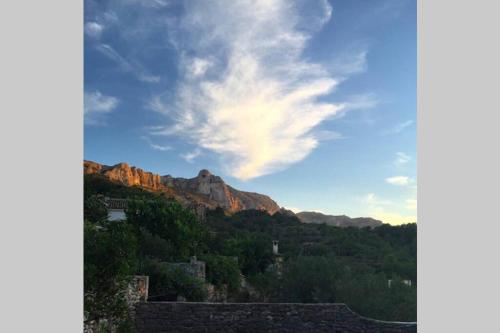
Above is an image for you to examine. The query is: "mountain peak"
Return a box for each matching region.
[198,169,213,178]
[84,160,280,215]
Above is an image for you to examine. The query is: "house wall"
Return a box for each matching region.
[108,209,126,221]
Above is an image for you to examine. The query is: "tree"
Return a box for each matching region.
[280,256,338,303]
[84,195,108,223]
[126,199,207,261]
[202,254,241,292]
[223,234,274,275]
[141,258,207,301]
[84,220,137,325]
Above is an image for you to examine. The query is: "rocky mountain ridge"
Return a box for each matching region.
[84,160,385,228]
[296,211,383,228]
[84,160,281,214]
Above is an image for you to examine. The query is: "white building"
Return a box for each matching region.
[104,197,128,221]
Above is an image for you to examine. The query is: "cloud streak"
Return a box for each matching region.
[382,120,414,135]
[95,44,160,83]
[153,0,366,180]
[141,136,172,151]
[385,176,411,186]
[84,90,119,125]
[395,152,411,166]
[84,22,104,39]
[181,148,202,163]
[364,193,393,206]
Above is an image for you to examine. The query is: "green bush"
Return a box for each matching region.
[202,255,241,291]
[142,259,207,301]
[84,195,108,223]
[84,219,137,324]
[280,256,338,303]
[126,199,207,261]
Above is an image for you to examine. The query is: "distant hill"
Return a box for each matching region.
[84,160,280,215]
[296,211,383,228]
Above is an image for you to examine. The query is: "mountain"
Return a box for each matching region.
[296,211,383,228]
[84,160,384,228]
[84,161,281,215]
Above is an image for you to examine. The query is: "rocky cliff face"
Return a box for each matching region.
[84,160,281,215]
[84,161,165,191]
[296,211,383,228]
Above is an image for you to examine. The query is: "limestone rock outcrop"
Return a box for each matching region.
[84,160,280,215]
[84,160,164,191]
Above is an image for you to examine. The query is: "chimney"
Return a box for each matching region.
[272,240,279,255]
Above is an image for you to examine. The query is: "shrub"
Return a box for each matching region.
[202,255,241,291]
[142,259,207,301]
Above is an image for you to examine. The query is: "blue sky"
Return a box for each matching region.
[84,0,416,225]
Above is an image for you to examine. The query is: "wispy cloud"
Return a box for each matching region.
[84,22,104,39]
[152,0,372,180]
[363,193,393,206]
[385,176,411,186]
[150,144,171,151]
[313,130,345,141]
[187,58,213,77]
[395,152,411,166]
[84,90,119,125]
[181,148,202,163]
[122,0,170,8]
[328,45,370,77]
[382,120,414,135]
[141,136,172,151]
[95,44,160,83]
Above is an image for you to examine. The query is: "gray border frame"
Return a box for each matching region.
[419,0,500,332]
[0,0,83,332]
[1,0,500,331]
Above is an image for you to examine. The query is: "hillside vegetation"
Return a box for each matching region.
[84,174,416,327]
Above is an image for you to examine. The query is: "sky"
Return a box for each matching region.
[84,0,416,225]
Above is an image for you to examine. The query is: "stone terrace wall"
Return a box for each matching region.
[135,302,417,333]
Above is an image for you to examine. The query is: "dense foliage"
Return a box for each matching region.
[84,174,417,324]
[84,217,137,329]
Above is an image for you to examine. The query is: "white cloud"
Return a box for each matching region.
[395,152,411,166]
[152,0,370,180]
[314,130,344,141]
[150,144,171,151]
[328,47,369,77]
[363,193,393,206]
[188,58,212,77]
[181,148,202,163]
[141,136,172,151]
[385,176,410,186]
[123,0,169,8]
[84,90,119,125]
[84,22,104,39]
[382,120,414,135]
[95,44,160,83]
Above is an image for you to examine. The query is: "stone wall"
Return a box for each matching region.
[167,257,206,280]
[84,276,149,333]
[127,276,149,305]
[135,302,417,333]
